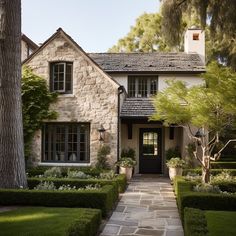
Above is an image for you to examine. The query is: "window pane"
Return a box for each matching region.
[43,123,89,163]
[142,132,158,156]
[128,77,136,97]
[138,78,147,97]
[150,78,158,95]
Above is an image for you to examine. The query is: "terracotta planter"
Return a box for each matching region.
[168,167,183,180]
[119,166,133,180]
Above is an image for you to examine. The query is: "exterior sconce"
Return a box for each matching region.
[98,125,106,141]
[195,129,205,146]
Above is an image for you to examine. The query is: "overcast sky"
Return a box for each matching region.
[22,0,160,52]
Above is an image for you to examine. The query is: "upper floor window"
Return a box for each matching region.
[50,62,73,93]
[128,76,158,97]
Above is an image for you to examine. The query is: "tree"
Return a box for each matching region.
[152,62,236,183]
[22,67,57,159]
[161,0,236,70]
[109,13,171,52]
[0,0,27,188]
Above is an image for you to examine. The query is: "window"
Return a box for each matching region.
[50,62,72,93]
[128,76,158,97]
[42,123,90,163]
[193,33,199,40]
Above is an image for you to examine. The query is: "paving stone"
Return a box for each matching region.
[109,219,138,227]
[135,229,165,236]
[102,225,120,235]
[139,219,166,228]
[115,205,126,213]
[119,226,136,235]
[166,230,184,236]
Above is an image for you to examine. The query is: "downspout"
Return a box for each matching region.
[117,86,125,165]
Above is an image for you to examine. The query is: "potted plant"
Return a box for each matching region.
[116,157,136,180]
[166,157,186,180]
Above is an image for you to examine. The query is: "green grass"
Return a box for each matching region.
[0,207,101,236]
[206,211,236,236]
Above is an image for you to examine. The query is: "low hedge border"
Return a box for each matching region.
[174,177,236,220]
[184,208,208,236]
[67,209,101,236]
[211,162,236,169]
[0,185,115,217]
[212,180,236,193]
[183,168,236,176]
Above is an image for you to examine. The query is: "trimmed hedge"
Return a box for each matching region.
[67,209,101,236]
[175,177,236,220]
[0,185,115,217]
[27,166,103,178]
[184,208,208,236]
[211,162,236,169]
[183,168,236,176]
[212,180,236,193]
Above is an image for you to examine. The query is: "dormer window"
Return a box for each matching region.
[193,33,199,40]
[128,76,158,98]
[50,62,73,93]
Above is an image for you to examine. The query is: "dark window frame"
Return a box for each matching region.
[128,75,158,98]
[42,123,90,163]
[50,61,73,94]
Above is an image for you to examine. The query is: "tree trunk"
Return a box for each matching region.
[202,156,210,184]
[0,0,27,188]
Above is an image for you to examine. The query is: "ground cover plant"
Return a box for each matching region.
[0,207,101,236]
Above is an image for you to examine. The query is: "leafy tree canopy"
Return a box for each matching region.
[22,66,58,157]
[161,0,236,70]
[152,61,236,134]
[109,13,171,52]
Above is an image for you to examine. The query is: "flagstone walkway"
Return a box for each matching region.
[100,175,184,236]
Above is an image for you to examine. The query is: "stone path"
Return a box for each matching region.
[100,175,184,236]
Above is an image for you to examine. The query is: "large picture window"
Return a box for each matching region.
[50,62,72,93]
[42,123,90,163]
[128,76,158,98]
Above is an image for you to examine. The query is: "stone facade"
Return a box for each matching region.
[25,31,119,166]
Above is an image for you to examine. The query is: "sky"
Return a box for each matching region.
[22,0,160,52]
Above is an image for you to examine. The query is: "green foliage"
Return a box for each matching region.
[34,181,56,191]
[22,66,57,157]
[166,157,186,168]
[193,183,221,194]
[67,170,91,179]
[161,0,236,70]
[116,157,137,168]
[43,167,62,178]
[183,168,236,177]
[211,162,236,169]
[0,207,101,236]
[165,146,181,161]
[109,13,170,52]
[96,145,111,169]
[121,148,136,160]
[152,62,236,135]
[0,185,116,217]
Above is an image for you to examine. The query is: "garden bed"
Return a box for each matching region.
[0,207,101,236]
[0,185,116,217]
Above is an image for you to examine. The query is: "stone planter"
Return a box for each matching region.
[119,166,133,180]
[168,167,183,181]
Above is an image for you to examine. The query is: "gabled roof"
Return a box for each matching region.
[120,98,155,118]
[21,34,38,50]
[88,52,205,73]
[23,28,119,87]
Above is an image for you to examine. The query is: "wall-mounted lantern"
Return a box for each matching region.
[194,129,205,138]
[98,125,106,141]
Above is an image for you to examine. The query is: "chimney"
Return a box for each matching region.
[184,26,205,64]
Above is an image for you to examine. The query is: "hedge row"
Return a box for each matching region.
[212,180,236,193]
[27,166,103,177]
[0,185,116,217]
[211,161,236,169]
[184,208,208,236]
[174,177,236,220]
[28,174,126,193]
[183,168,236,176]
[67,209,101,236]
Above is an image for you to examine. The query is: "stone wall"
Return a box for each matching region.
[25,32,119,167]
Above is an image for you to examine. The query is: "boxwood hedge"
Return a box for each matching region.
[183,168,236,176]
[0,185,116,217]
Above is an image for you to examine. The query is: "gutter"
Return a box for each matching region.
[117,86,125,164]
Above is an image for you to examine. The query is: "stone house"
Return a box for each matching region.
[21,34,38,61]
[23,27,205,175]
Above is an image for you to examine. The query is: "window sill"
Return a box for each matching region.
[58,94,75,98]
[39,162,91,167]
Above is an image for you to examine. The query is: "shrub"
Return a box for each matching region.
[184,208,208,236]
[193,183,221,194]
[116,158,136,168]
[96,145,111,169]
[165,146,181,161]
[0,185,116,217]
[183,168,236,176]
[166,157,185,168]
[121,148,136,160]
[34,181,56,190]
[211,180,236,193]
[44,167,62,178]
[211,161,236,169]
[99,170,116,180]
[67,170,91,179]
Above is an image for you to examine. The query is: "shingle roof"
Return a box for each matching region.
[120,98,155,118]
[88,52,205,73]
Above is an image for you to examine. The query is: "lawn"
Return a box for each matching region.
[206,211,236,236]
[0,207,101,236]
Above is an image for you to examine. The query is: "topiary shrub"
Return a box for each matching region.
[96,145,111,169]
[44,167,62,178]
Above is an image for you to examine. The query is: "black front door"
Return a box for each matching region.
[139,128,162,173]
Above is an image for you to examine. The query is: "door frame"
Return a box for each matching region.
[139,128,162,174]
